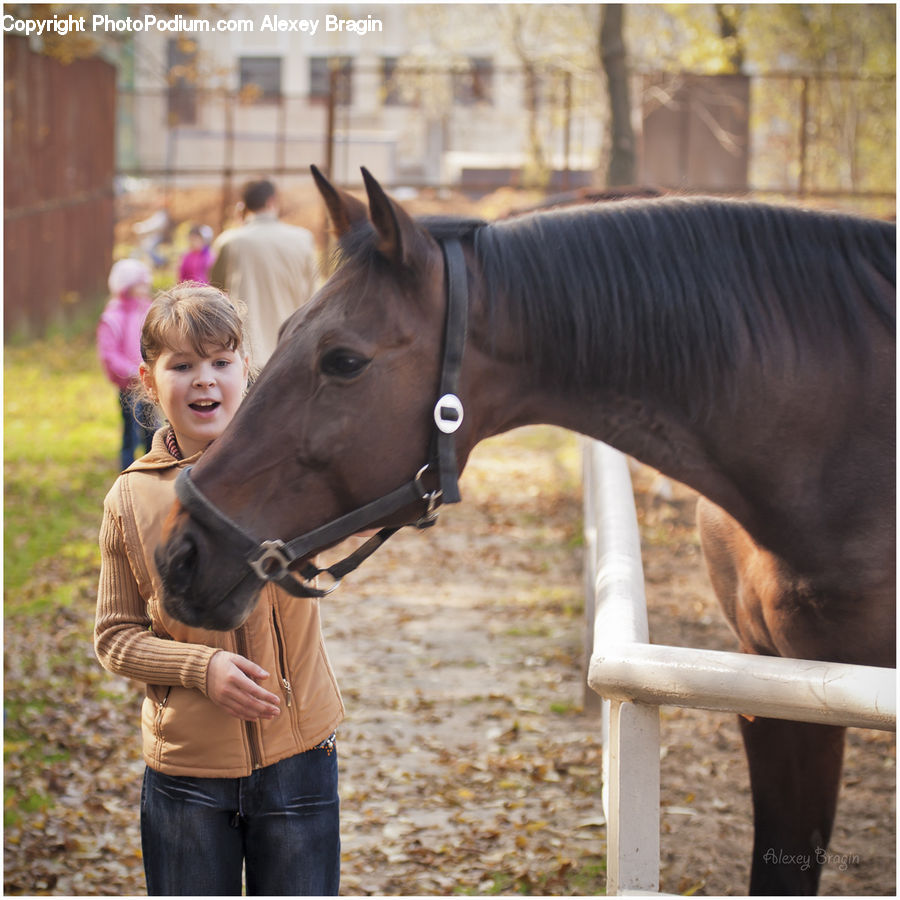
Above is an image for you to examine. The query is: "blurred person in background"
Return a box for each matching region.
[179,224,215,284]
[97,258,156,470]
[133,208,173,268]
[210,179,318,366]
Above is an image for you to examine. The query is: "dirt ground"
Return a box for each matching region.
[318,426,895,897]
[4,426,893,896]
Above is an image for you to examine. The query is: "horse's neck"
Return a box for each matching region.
[539,387,759,525]
[512,336,893,584]
[467,251,893,580]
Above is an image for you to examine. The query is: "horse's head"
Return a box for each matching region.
[156,168,487,630]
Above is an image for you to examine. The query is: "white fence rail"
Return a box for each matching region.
[581,438,897,895]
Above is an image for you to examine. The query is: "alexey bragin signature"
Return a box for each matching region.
[764,847,860,872]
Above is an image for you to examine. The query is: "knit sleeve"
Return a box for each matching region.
[94,502,218,694]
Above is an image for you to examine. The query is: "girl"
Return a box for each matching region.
[178,224,214,284]
[97,258,156,470]
[94,282,343,896]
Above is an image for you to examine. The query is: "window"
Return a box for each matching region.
[381,57,402,106]
[239,56,282,102]
[309,57,353,105]
[454,57,494,106]
[167,38,197,125]
[381,57,418,106]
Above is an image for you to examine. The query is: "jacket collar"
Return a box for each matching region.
[123,427,204,474]
[245,211,279,226]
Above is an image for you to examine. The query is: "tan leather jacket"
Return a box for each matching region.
[95,430,343,777]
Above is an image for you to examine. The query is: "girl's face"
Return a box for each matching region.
[141,337,249,458]
[125,283,151,300]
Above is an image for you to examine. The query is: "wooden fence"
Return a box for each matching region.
[3,37,116,337]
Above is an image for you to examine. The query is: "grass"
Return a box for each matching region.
[453,857,607,895]
[4,786,54,829]
[4,327,126,828]
[4,329,124,614]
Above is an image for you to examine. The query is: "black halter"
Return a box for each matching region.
[173,239,469,599]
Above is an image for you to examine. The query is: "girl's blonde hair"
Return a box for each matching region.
[140,282,249,367]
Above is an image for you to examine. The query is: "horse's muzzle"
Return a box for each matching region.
[155,518,261,632]
[156,532,197,600]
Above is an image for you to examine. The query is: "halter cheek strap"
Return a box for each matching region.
[172,238,469,599]
[433,235,468,503]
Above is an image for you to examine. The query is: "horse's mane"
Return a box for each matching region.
[341,198,896,419]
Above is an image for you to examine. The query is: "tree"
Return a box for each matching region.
[504,5,551,187]
[714,4,746,72]
[599,5,635,186]
[740,4,895,201]
[624,4,894,209]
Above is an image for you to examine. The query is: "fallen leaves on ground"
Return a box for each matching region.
[5,603,146,895]
[5,426,609,896]
[5,427,894,896]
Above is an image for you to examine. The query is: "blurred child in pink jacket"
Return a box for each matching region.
[178,224,214,284]
[97,258,156,469]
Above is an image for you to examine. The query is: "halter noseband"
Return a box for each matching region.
[173,238,469,600]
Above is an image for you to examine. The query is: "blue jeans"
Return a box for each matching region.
[141,745,340,896]
[120,390,154,470]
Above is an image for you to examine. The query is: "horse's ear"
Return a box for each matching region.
[310,165,368,237]
[361,167,422,267]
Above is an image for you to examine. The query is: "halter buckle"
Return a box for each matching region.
[413,464,442,528]
[434,393,464,434]
[416,491,442,529]
[248,539,293,581]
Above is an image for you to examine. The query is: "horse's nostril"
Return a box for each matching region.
[161,535,198,595]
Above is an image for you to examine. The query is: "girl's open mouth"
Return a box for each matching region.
[189,400,220,412]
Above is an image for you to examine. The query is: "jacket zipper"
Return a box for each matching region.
[154,689,170,767]
[154,690,169,732]
[234,628,264,769]
[271,609,293,708]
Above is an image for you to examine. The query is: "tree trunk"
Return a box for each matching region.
[714,4,746,73]
[600,4,635,186]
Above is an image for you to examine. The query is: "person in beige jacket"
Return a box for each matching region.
[210,179,318,367]
[95,283,343,896]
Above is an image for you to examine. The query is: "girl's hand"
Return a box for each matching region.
[206,651,281,721]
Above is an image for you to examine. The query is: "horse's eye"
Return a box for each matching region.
[320,348,370,379]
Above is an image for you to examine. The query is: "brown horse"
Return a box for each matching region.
[157,168,895,895]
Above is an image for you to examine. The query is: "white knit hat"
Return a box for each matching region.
[108,258,152,295]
